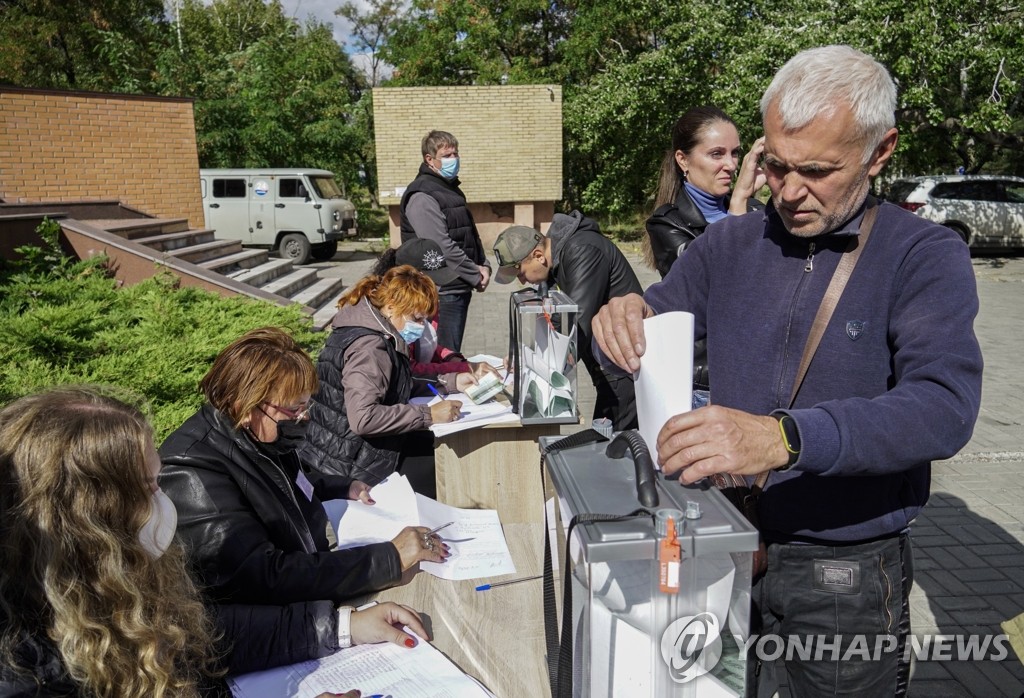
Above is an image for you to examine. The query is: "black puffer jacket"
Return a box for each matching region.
[301,325,415,484]
[159,405,402,673]
[398,163,485,294]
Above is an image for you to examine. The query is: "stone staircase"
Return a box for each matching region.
[90,217,345,329]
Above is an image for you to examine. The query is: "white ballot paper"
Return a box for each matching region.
[327,476,515,581]
[635,311,695,464]
[410,393,518,437]
[228,629,493,698]
[416,494,516,580]
[331,474,420,548]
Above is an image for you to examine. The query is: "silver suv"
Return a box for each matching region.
[885,174,1024,250]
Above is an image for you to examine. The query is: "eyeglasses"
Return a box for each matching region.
[263,401,311,421]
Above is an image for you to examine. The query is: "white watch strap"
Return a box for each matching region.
[337,606,354,649]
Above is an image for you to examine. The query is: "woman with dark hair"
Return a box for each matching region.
[0,386,221,696]
[645,106,766,392]
[159,327,438,676]
[645,105,767,278]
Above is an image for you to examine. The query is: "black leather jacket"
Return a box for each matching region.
[547,211,644,381]
[646,187,765,278]
[159,405,402,674]
[645,188,764,390]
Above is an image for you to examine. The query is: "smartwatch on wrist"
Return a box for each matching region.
[774,414,800,470]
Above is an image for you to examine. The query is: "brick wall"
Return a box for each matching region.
[0,87,203,228]
[373,85,562,248]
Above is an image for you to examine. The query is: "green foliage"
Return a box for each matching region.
[0,221,324,442]
[0,0,168,91]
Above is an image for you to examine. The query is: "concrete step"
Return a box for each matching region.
[167,239,243,264]
[230,258,294,287]
[198,248,268,274]
[259,267,321,298]
[311,287,346,331]
[94,217,191,239]
[291,276,347,314]
[134,228,216,252]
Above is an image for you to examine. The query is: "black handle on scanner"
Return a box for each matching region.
[605,430,659,508]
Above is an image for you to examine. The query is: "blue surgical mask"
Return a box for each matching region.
[399,321,425,344]
[438,156,460,179]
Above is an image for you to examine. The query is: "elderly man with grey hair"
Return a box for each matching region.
[593,46,982,696]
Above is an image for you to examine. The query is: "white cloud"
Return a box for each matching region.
[278,0,366,48]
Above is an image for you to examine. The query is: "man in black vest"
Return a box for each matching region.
[399,130,490,352]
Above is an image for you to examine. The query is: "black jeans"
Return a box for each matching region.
[592,373,638,431]
[754,533,913,698]
[436,292,472,353]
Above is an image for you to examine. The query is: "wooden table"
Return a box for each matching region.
[370,420,565,696]
[374,522,550,697]
[433,419,563,525]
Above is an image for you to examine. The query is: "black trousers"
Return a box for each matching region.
[753,533,913,698]
[396,430,436,499]
[592,373,638,431]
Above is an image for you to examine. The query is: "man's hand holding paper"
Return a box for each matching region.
[591,293,655,373]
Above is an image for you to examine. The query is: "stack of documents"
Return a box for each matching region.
[228,628,494,697]
[326,475,516,581]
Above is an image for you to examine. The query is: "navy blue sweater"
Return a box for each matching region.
[642,201,983,543]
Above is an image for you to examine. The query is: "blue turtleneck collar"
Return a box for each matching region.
[684,181,729,224]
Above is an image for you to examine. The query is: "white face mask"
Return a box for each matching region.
[138,489,178,559]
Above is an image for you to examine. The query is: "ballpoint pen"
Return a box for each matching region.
[475,574,543,591]
[426,383,443,400]
[427,521,454,535]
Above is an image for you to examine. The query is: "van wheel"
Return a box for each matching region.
[280,233,312,264]
[311,240,339,261]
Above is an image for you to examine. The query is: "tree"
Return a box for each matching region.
[336,0,402,87]
[0,0,167,91]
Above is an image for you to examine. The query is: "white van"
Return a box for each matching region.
[199,168,357,264]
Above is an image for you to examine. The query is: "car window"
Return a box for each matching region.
[932,181,1003,202]
[885,181,921,202]
[279,178,308,198]
[1004,183,1024,204]
[212,178,246,198]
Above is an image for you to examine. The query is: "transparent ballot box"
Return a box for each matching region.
[542,433,758,697]
[508,288,579,425]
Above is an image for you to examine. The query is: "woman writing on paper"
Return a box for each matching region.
[299,265,484,496]
[371,238,503,383]
[159,328,442,675]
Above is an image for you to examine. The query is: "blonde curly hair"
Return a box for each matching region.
[0,386,221,697]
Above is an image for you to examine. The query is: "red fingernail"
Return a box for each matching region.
[404,638,416,648]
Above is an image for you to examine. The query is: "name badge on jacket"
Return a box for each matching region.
[295,470,315,502]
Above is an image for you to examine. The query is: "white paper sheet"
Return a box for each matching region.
[635,311,695,462]
[410,394,517,437]
[416,495,516,580]
[228,629,493,698]
[331,474,419,548]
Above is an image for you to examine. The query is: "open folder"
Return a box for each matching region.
[228,629,494,698]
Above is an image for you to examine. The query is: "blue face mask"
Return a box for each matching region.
[399,321,425,344]
[438,156,460,179]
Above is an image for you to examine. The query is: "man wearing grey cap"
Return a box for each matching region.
[493,211,643,430]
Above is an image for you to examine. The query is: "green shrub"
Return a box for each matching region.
[0,219,325,442]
